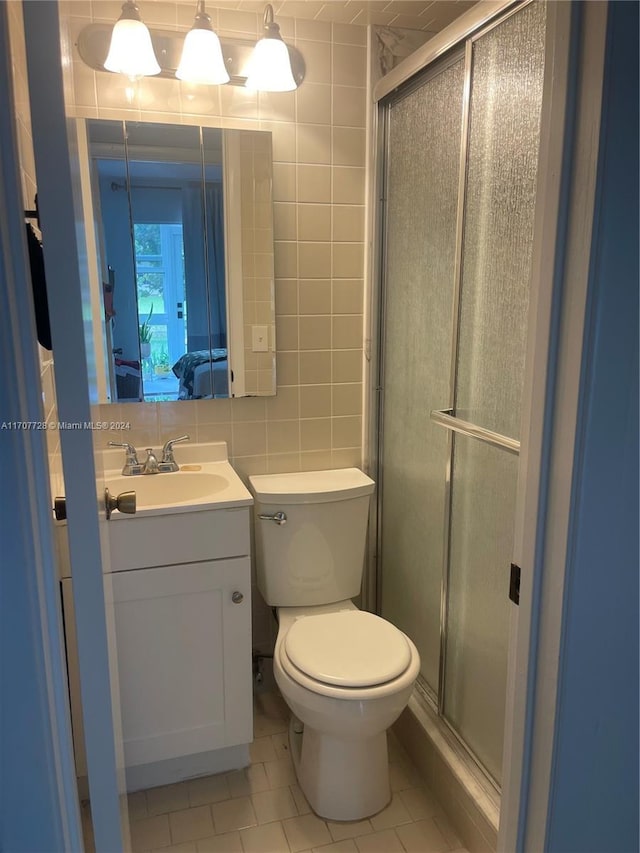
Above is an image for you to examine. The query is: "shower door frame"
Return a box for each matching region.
[366,0,593,846]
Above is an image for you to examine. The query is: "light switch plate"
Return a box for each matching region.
[251,325,269,352]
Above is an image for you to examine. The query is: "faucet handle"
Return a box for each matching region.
[108,441,139,464]
[108,441,141,476]
[161,434,190,463]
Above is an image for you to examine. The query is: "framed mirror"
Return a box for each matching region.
[80,119,276,402]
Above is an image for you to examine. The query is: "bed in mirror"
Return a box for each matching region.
[80,119,276,402]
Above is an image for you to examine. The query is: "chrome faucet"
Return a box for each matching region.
[108,434,190,475]
[160,434,190,472]
[142,448,160,475]
[108,441,143,476]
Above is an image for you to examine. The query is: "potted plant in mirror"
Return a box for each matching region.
[154,349,171,377]
[139,305,153,359]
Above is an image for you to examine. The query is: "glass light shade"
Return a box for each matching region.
[104,18,160,77]
[245,37,296,92]
[176,28,229,85]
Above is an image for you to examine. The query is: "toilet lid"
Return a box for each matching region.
[283,611,412,688]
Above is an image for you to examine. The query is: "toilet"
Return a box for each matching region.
[249,468,420,822]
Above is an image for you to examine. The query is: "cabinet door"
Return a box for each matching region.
[111,558,252,767]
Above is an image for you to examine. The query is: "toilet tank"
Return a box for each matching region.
[249,468,375,607]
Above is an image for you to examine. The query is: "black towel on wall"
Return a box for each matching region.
[25,222,52,351]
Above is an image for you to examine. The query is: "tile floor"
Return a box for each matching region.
[84,692,469,853]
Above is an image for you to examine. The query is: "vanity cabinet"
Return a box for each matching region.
[62,504,253,786]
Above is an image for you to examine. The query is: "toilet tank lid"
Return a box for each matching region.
[249,468,375,504]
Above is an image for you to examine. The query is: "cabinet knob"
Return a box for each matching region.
[231,591,244,604]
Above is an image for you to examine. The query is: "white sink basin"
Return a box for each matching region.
[101,444,253,516]
[107,471,231,509]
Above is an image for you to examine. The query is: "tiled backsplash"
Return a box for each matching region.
[62,0,369,481]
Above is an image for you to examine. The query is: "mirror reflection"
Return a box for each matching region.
[85,119,276,402]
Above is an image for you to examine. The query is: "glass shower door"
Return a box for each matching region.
[378,0,547,788]
[379,54,465,693]
[441,0,547,784]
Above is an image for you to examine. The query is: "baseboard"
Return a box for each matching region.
[76,744,250,799]
[125,744,250,792]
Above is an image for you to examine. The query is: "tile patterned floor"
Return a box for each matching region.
[84,692,469,853]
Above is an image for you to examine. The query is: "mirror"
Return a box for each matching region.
[82,119,276,402]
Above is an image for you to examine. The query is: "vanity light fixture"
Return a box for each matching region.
[77,11,305,89]
[245,4,297,92]
[104,0,161,79]
[176,1,229,85]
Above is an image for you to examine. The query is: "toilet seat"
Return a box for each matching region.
[280,610,415,699]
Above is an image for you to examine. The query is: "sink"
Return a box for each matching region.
[106,471,231,509]
[101,442,253,517]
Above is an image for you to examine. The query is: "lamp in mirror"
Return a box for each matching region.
[104,0,160,79]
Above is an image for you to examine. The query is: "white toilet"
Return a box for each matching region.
[249,468,420,822]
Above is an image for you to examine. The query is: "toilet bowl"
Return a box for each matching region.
[273,601,420,821]
[249,468,420,822]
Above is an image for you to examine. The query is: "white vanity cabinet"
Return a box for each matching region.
[62,503,253,789]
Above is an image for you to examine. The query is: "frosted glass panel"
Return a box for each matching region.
[455,1,546,439]
[444,437,518,783]
[380,57,464,692]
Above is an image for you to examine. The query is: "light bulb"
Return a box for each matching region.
[176,4,229,86]
[245,4,297,92]
[104,2,160,79]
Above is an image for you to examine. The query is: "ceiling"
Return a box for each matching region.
[176,1,480,33]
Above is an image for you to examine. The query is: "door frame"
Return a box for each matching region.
[0,5,81,849]
[500,3,609,849]
[21,1,131,849]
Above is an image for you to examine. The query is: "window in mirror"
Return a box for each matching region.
[133,222,185,400]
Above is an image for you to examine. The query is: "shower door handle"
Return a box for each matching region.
[430,409,520,455]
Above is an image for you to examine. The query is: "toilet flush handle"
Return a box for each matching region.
[258,510,287,525]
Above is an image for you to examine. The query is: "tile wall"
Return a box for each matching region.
[61,0,369,484]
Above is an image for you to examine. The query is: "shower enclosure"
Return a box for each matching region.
[374,0,546,788]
